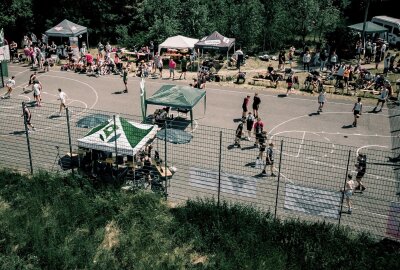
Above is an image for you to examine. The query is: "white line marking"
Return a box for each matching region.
[356,145,389,155]
[296,132,306,157]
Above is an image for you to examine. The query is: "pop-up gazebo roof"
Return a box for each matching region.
[45,19,88,37]
[158,35,199,54]
[77,116,157,156]
[348,21,388,33]
[145,85,206,128]
[195,31,235,50]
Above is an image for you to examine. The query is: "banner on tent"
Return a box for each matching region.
[0,45,10,61]
[284,183,342,219]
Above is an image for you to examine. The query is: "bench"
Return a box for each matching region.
[251,78,273,87]
[357,89,380,97]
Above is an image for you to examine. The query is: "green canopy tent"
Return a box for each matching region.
[145,85,206,129]
[77,116,157,156]
[348,21,388,34]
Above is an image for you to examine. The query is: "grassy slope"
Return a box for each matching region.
[0,170,399,269]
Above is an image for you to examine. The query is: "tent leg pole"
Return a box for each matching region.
[190,110,193,130]
[113,115,118,172]
[87,32,89,50]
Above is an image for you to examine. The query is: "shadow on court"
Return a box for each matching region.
[342,124,354,129]
[112,91,125,95]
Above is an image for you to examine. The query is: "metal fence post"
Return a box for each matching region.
[66,107,74,176]
[217,131,222,208]
[164,125,168,196]
[113,115,118,170]
[339,149,352,225]
[274,140,284,219]
[21,102,33,174]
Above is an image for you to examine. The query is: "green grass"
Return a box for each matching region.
[0,170,399,269]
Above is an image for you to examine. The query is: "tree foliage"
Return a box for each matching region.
[0,0,397,51]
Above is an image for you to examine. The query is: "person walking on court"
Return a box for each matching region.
[252,93,261,118]
[234,119,245,148]
[242,95,251,118]
[355,153,367,192]
[2,76,16,99]
[253,118,264,147]
[21,102,36,132]
[342,174,355,214]
[245,112,255,140]
[33,81,42,107]
[57,88,68,116]
[262,143,276,177]
[317,89,326,113]
[352,97,362,127]
[122,67,128,93]
[374,86,389,112]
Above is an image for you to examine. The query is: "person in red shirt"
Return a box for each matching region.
[85,52,94,74]
[168,57,176,79]
[242,95,251,118]
[253,118,264,147]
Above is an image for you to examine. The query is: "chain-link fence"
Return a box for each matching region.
[1,98,399,241]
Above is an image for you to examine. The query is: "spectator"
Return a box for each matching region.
[168,57,176,79]
[98,42,104,59]
[288,50,293,68]
[320,50,327,71]
[329,51,338,71]
[303,51,311,71]
[80,42,87,57]
[278,50,285,70]
[383,53,391,75]
[179,56,188,80]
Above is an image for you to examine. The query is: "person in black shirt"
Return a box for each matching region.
[21,102,36,132]
[252,93,261,118]
[234,119,245,148]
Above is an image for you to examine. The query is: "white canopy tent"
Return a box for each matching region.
[77,116,157,156]
[158,35,199,54]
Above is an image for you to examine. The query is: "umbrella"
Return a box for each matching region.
[156,128,192,144]
[76,114,110,128]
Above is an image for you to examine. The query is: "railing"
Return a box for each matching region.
[0,99,399,241]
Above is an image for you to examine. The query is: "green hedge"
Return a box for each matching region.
[0,170,399,269]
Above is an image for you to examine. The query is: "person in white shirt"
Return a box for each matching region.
[57,88,68,116]
[343,174,355,214]
[33,82,42,107]
[2,76,16,99]
[375,85,389,112]
[303,51,311,71]
[317,89,326,113]
[352,97,362,127]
